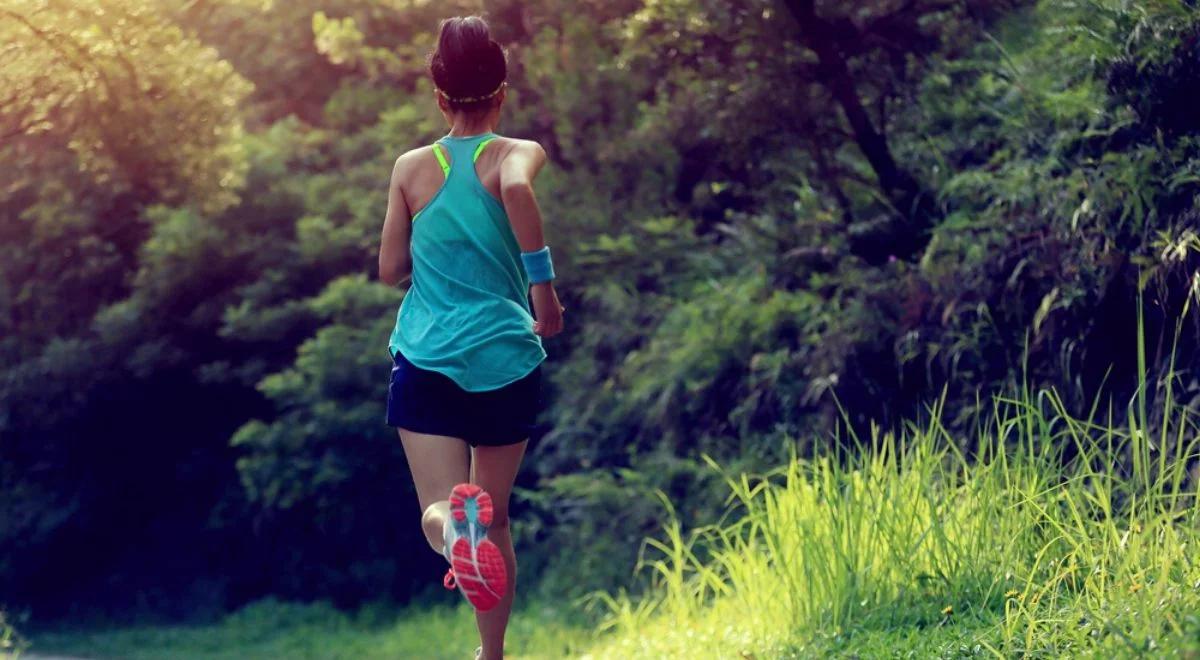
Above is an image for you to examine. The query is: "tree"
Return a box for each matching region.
[779,0,939,261]
[0,0,252,347]
[1,0,251,212]
[0,0,252,612]
[620,0,1022,262]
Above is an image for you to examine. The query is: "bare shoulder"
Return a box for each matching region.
[392,144,438,175]
[497,138,547,183]
[499,137,546,161]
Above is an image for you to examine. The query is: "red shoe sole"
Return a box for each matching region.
[448,483,507,611]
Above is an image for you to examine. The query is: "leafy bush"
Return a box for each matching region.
[229,275,431,604]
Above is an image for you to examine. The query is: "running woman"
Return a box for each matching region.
[377,15,564,660]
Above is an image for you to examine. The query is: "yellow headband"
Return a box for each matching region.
[436,81,506,104]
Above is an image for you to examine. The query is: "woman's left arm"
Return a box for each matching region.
[378,155,412,287]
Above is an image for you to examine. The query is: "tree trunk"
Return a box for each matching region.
[780,0,937,263]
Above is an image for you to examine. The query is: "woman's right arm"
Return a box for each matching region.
[500,140,563,338]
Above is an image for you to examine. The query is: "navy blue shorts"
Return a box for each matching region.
[386,350,543,447]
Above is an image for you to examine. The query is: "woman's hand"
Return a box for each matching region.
[531,282,564,338]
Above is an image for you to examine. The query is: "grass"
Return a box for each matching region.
[34,376,1198,660]
[26,598,593,659]
[2,610,27,658]
[22,314,1200,658]
[580,379,1200,658]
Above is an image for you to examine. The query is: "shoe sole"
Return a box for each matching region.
[448,483,507,611]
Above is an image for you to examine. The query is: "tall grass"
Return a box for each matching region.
[1,609,26,658]
[582,362,1200,656]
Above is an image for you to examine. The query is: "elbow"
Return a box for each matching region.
[378,257,408,287]
[500,179,534,202]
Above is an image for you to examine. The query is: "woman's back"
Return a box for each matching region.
[388,132,546,392]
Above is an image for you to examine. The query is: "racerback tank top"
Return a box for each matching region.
[388,132,546,391]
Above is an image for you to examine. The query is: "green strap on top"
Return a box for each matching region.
[432,143,450,177]
[472,137,496,163]
[431,137,495,180]
[414,136,497,222]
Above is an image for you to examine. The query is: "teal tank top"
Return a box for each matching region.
[388,132,546,392]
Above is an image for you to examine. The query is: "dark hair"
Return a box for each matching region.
[428,16,507,112]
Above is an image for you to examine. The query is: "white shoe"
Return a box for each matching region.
[441,510,459,564]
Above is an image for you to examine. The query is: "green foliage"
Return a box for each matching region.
[1,609,28,657]
[23,363,1200,658]
[161,0,347,125]
[0,0,253,355]
[228,275,420,600]
[520,0,1200,610]
[888,0,1200,419]
[233,276,396,498]
[518,450,740,603]
[5,0,1200,632]
[587,380,1200,657]
[0,0,252,212]
[26,597,591,659]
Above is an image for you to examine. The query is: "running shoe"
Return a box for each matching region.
[441,483,507,611]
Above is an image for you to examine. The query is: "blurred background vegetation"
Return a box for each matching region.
[2,0,1200,644]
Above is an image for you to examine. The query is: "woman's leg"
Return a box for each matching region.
[398,428,471,555]
[469,439,529,660]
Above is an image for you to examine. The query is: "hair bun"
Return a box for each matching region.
[429,16,507,109]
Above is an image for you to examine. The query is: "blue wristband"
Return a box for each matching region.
[520,245,556,283]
